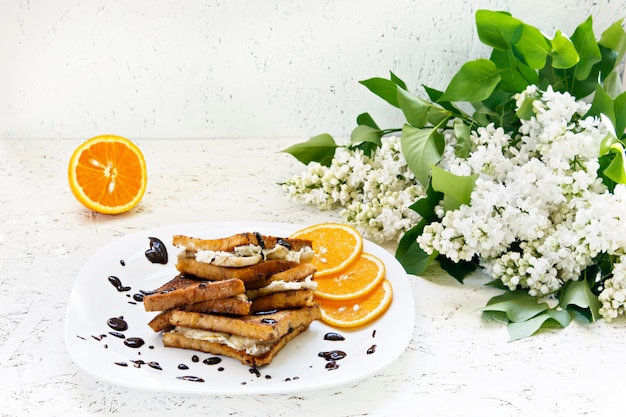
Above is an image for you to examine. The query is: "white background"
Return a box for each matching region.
[1,0,625,140]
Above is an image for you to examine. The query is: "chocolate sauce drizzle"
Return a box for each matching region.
[145,237,168,264]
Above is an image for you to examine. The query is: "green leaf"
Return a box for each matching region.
[602,70,622,99]
[430,165,478,211]
[598,153,618,191]
[614,91,626,138]
[438,255,477,283]
[570,16,602,80]
[395,221,438,275]
[559,279,601,322]
[281,133,338,166]
[567,45,618,99]
[512,23,551,69]
[400,124,445,186]
[490,48,537,92]
[602,142,626,184]
[507,309,572,341]
[599,18,626,64]
[551,31,579,69]
[600,131,619,155]
[475,10,523,50]
[409,178,443,214]
[359,71,406,108]
[587,84,615,123]
[356,112,380,129]
[350,125,383,147]
[397,87,431,128]
[515,93,535,120]
[482,290,549,322]
[389,71,408,90]
[453,119,471,158]
[439,59,502,102]
[423,85,467,117]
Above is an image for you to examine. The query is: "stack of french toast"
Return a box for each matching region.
[143,232,321,367]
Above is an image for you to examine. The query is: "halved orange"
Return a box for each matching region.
[317,279,393,328]
[314,252,386,300]
[290,223,363,278]
[68,134,147,214]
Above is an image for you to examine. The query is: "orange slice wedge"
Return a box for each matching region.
[316,279,393,328]
[314,252,386,300]
[290,223,363,278]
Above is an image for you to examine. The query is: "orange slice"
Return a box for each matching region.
[314,252,386,300]
[68,134,147,214]
[317,279,393,328]
[290,223,363,278]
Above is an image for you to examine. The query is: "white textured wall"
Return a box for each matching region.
[1,0,625,140]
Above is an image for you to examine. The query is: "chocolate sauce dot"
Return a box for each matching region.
[108,276,131,292]
[177,376,204,383]
[326,361,339,370]
[323,332,345,341]
[132,360,145,368]
[203,356,222,365]
[318,350,347,361]
[107,316,128,332]
[124,337,145,348]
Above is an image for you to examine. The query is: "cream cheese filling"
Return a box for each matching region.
[173,326,277,356]
[246,275,317,300]
[190,244,314,266]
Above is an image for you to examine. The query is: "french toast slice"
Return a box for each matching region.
[143,275,245,312]
[173,232,312,253]
[163,323,312,367]
[245,263,316,295]
[250,289,317,314]
[175,257,299,288]
[168,306,321,341]
[148,296,252,332]
[173,232,314,268]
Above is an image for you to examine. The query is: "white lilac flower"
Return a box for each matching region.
[283,136,422,242]
[599,256,626,321]
[419,86,619,304]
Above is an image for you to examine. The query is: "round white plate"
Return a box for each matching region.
[64,221,415,394]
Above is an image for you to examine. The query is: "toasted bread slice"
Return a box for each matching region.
[163,323,311,366]
[174,233,314,267]
[148,296,252,332]
[168,306,321,341]
[175,257,299,288]
[143,275,245,312]
[173,232,312,253]
[244,263,316,293]
[250,289,317,314]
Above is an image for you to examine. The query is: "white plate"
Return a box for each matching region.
[65,221,415,394]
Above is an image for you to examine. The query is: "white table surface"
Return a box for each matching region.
[2,138,626,417]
